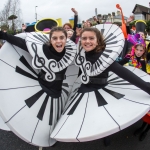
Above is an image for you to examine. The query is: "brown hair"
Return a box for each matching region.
[134,44,147,60]
[0,43,3,49]
[79,27,106,52]
[63,23,72,29]
[46,27,67,46]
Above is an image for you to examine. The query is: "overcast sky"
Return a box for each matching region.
[0,0,150,25]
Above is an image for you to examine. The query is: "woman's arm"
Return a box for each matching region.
[0,31,28,51]
[117,56,130,65]
[108,61,150,95]
[71,8,78,31]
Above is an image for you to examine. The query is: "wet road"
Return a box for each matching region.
[0,120,149,150]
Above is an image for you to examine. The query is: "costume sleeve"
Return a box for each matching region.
[73,15,78,31]
[118,56,130,65]
[140,61,147,73]
[0,31,28,51]
[107,61,150,95]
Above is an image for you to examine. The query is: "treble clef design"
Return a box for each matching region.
[31,42,55,81]
[75,46,89,84]
[48,59,58,72]
[32,43,45,68]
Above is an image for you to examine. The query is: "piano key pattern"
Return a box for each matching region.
[25,32,77,82]
[0,33,78,146]
[51,66,150,142]
[75,24,125,84]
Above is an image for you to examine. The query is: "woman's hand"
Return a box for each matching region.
[76,27,82,36]
[71,8,78,15]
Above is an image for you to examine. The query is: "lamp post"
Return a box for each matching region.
[35,6,38,22]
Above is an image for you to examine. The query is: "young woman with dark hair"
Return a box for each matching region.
[0,27,77,147]
[51,26,150,143]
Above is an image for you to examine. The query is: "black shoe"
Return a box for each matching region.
[139,132,147,141]
[134,128,144,136]
[104,137,111,147]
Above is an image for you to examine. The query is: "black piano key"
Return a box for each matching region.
[101,56,110,65]
[102,52,109,58]
[59,62,63,67]
[16,66,38,81]
[94,90,108,106]
[108,77,120,82]
[57,98,60,121]
[110,83,132,85]
[91,65,94,72]
[105,49,113,53]
[57,63,60,68]
[66,48,73,50]
[49,98,54,125]
[106,41,118,45]
[105,36,117,43]
[60,59,67,67]
[103,88,125,99]
[37,34,48,43]
[63,93,79,115]
[64,55,70,60]
[104,33,113,41]
[62,83,69,88]
[19,56,38,76]
[63,57,68,63]
[62,88,69,96]
[66,52,72,56]
[25,90,45,108]
[43,34,49,41]
[102,53,109,58]
[33,35,46,43]
[99,58,107,69]
[60,97,63,114]
[65,45,72,47]
[109,79,126,84]
[98,59,102,64]
[96,61,100,67]
[37,95,49,120]
[101,29,105,35]
[95,63,97,70]
[67,93,84,115]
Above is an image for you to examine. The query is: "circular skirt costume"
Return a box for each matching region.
[50,24,150,142]
[51,66,150,142]
[0,32,79,147]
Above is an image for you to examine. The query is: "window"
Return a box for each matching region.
[134,14,145,20]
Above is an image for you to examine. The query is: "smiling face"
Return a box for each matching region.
[50,31,67,53]
[134,45,145,57]
[81,31,98,52]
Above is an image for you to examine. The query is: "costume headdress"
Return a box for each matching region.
[127,33,146,55]
[135,20,147,33]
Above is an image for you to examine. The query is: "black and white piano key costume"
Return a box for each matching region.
[0,32,78,147]
[51,24,150,142]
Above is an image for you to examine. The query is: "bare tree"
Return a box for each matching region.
[0,0,22,31]
[10,0,22,30]
[1,0,12,28]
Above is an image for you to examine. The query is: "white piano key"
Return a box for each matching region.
[99,88,150,130]
[77,91,119,142]
[51,93,89,142]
